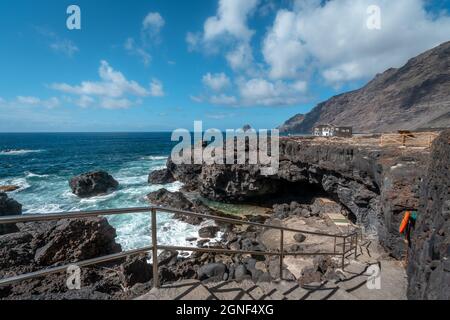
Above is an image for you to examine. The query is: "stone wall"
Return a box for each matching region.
[407,130,450,300]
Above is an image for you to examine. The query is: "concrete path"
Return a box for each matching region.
[137,238,407,301]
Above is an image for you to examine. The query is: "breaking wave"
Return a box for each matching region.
[0,149,44,155]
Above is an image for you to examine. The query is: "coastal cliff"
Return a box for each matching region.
[407,130,450,300]
[1,132,447,300]
[164,131,449,299]
[167,135,430,260]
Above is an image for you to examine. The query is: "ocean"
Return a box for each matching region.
[0,132,206,250]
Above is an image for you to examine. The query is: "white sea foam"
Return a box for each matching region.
[140,155,168,161]
[0,149,44,155]
[3,149,207,252]
[23,203,63,214]
[0,177,30,192]
[79,191,118,203]
[25,171,49,178]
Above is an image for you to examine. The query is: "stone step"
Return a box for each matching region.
[204,280,255,300]
[299,282,343,300]
[336,261,372,292]
[137,279,216,300]
[256,282,287,300]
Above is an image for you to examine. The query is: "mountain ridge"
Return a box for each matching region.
[279,41,450,133]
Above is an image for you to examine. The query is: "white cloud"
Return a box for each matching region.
[35,26,79,57]
[263,0,450,83]
[51,60,149,98]
[124,12,164,65]
[238,78,308,106]
[16,96,41,105]
[202,73,231,91]
[209,94,237,105]
[190,95,204,103]
[51,60,163,109]
[226,43,254,72]
[142,12,165,43]
[186,32,201,52]
[143,12,165,32]
[100,98,133,109]
[75,95,95,108]
[16,96,60,108]
[203,0,259,42]
[50,39,79,57]
[190,93,237,106]
[150,79,165,97]
[193,78,307,107]
[187,0,259,72]
[124,38,151,66]
[206,112,235,119]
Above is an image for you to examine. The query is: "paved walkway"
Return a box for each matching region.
[137,239,407,300]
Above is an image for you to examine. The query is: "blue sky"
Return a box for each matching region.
[0,0,449,132]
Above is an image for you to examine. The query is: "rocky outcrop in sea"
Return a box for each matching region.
[69,171,119,198]
[0,192,22,235]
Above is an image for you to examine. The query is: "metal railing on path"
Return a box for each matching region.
[0,206,359,288]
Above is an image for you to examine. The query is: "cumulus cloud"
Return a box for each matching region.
[124,38,151,66]
[51,61,148,98]
[50,39,79,57]
[263,0,450,83]
[187,0,259,72]
[124,12,165,65]
[203,0,259,42]
[142,12,165,43]
[190,93,237,106]
[206,112,236,119]
[50,60,163,109]
[100,98,133,109]
[202,73,231,91]
[0,96,61,109]
[74,95,95,108]
[226,43,255,72]
[238,78,308,106]
[143,12,165,33]
[150,79,165,97]
[35,26,79,57]
[209,94,237,105]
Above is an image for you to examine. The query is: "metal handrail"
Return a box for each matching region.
[0,206,359,288]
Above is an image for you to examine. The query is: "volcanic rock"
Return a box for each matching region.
[69,171,119,198]
[148,169,175,185]
[407,130,450,300]
[0,192,22,235]
[198,226,220,238]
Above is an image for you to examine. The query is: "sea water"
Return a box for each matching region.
[0,132,205,250]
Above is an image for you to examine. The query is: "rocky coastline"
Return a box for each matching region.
[0,130,448,300]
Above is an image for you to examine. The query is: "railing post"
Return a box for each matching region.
[333,236,337,254]
[151,208,159,288]
[341,236,346,269]
[279,229,284,280]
